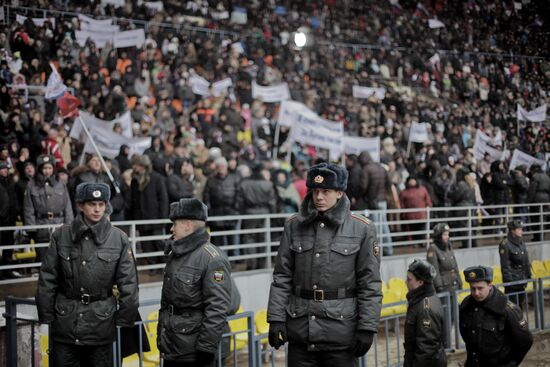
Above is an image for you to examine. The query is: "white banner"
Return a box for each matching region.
[428,19,445,28]
[230,8,247,24]
[252,81,290,103]
[45,63,66,100]
[78,14,114,27]
[509,149,547,171]
[84,128,150,160]
[75,30,114,48]
[211,78,233,97]
[190,75,210,96]
[71,111,133,140]
[409,122,431,143]
[211,10,229,20]
[472,130,506,162]
[352,85,386,100]
[114,29,146,49]
[343,136,380,163]
[278,100,326,128]
[16,14,55,28]
[517,103,547,122]
[80,22,119,33]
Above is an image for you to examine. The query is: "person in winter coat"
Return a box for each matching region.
[0,161,21,279]
[490,160,511,232]
[528,164,550,241]
[499,220,531,309]
[460,266,532,367]
[426,223,462,293]
[511,165,530,224]
[404,259,446,367]
[158,198,232,367]
[166,157,206,202]
[114,144,132,174]
[450,169,476,248]
[24,155,73,261]
[35,182,138,367]
[130,155,169,269]
[267,163,382,366]
[399,176,433,247]
[236,163,277,270]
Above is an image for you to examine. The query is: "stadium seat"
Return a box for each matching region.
[531,261,550,288]
[381,290,407,317]
[142,311,160,365]
[492,266,505,292]
[228,306,248,352]
[40,334,49,367]
[459,270,470,289]
[544,259,550,274]
[254,309,269,344]
[388,278,407,300]
[381,280,388,294]
[122,354,156,367]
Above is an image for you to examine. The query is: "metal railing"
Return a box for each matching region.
[1,202,549,284]
[4,278,550,367]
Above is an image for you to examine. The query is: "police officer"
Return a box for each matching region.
[267,163,382,366]
[36,182,138,367]
[426,223,462,293]
[459,266,533,366]
[24,155,73,261]
[499,220,531,309]
[158,198,232,367]
[404,259,446,367]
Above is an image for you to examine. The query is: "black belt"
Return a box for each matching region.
[62,289,111,305]
[294,287,356,302]
[164,304,194,316]
[37,212,63,220]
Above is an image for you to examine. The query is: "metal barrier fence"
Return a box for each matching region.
[4,279,550,366]
[1,202,549,284]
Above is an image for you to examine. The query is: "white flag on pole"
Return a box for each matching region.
[252,81,290,102]
[517,103,547,122]
[509,149,547,171]
[343,136,380,162]
[113,29,146,49]
[472,130,506,162]
[408,122,431,143]
[352,85,386,100]
[70,111,134,140]
[45,63,67,100]
[428,19,445,28]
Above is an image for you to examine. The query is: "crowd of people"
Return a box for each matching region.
[1,0,550,276]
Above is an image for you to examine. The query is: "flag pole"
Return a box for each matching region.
[77,113,121,194]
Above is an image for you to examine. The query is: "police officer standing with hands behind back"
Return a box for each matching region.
[267,162,382,366]
[459,266,533,367]
[36,182,139,367]
[158,198,232,367]
[404,259,447,367]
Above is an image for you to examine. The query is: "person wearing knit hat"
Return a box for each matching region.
[36,182,138,367]
[23,155,73,262]
[268,162,382,364]
[158,198,232,366]
[404,259,446,366]
[459,265,533,366]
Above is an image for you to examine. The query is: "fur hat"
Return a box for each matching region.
[507,219,523,230]
[408,259,436,282]
[464,266,493,283]
[433,223,450,239]
[169,198,208,222]
[306,163,348,191]
[75,182,111,203]
[36,155,55,170]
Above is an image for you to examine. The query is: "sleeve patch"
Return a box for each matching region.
[203,244,219,258]
[127,249,134,262]
[422,318,431,328]
[213,270,225,282]
[373,242,380,257]
[519,319,528,329]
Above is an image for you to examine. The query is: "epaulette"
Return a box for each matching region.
[351,213,371,225]
[506,300,519,310]
[203,243,220,258]
[423,297,431,310]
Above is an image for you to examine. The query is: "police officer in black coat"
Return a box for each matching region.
[404,259,447,367]
[459,266,533,367]
[499,220,531,309]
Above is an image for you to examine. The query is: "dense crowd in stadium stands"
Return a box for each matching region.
[1,0,549,271]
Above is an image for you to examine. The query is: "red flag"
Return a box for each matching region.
[56,92,80,118]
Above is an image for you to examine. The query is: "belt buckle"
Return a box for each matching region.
[47,212,54,220]
[81,294,91,305]
[313,289,324,302]
[168,305,174,315]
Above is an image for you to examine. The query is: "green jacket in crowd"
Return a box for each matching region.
[267,193,382,351]
[157,228,232,362]
[426,239,462,292]
[36,213,138,345]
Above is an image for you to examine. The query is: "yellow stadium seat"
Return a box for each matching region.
[532,260,546,274]
[122,354,156,367]
[459,270,470,289]
[388,278,407,300]
[382,290,407,316]
[228,306,248,352]
[457,289,470,304]
[381,280,388,294]
[543,259,550,274]
[255,309,269,344]
[40,334,49,367]
[143,311,160,364]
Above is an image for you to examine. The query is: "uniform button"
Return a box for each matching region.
[80,288,85,292]
[313,284,317,290]
[182,328,186,332]
[75,339,79,343]
[167,277,170,281]
[340,315,344,319]
[84,237,89,240]
[298,246,302,251]
[320,223,325,228]
[186,280,190,283]
[162,328,166,332]
[474,308,478,312]
[344,249,348,253]
[60,310,65,314]
[311,315,316,320]
[292,313,296,317]
[311,344,315,349]
[82,261,86,266]
[315,253,320,258]
[66,256,70,260]
[472,330,475,334]
[79,313,83,318]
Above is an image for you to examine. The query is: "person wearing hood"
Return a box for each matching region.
[499,220,531,309]
[114,144,132,174]
[158,198,232,367]
[36,182,138,367]
[24,155,73,261]
[404,259,447,367]
[267,163,382,365]
[490,160,511,232]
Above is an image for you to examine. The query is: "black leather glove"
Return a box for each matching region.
[353,330,374,357]
[195,350,215,366]
[268,321,288,349]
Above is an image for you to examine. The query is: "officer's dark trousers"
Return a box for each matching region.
[288,342,357,367]
[52,342,113,367]
[163,360,215,367]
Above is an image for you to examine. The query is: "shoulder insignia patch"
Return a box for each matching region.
[127,249,134,262]
[500,248,505,254]
[422,318,431,328]
[373,242,380,257]
[519,318,528,329]
[213,270,225,282]
[203,244,219,258]
[427,251,434,258]
[351,214,371,225]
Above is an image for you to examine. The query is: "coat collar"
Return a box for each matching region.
[297,192,350,226]
[71,213,112,244]
[507,233,524,247]
[406,283,436,306]
[165,228,209,257]
[434,239,451,251]
[461,287,507,316]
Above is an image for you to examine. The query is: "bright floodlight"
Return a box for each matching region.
[294,32,307,48]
